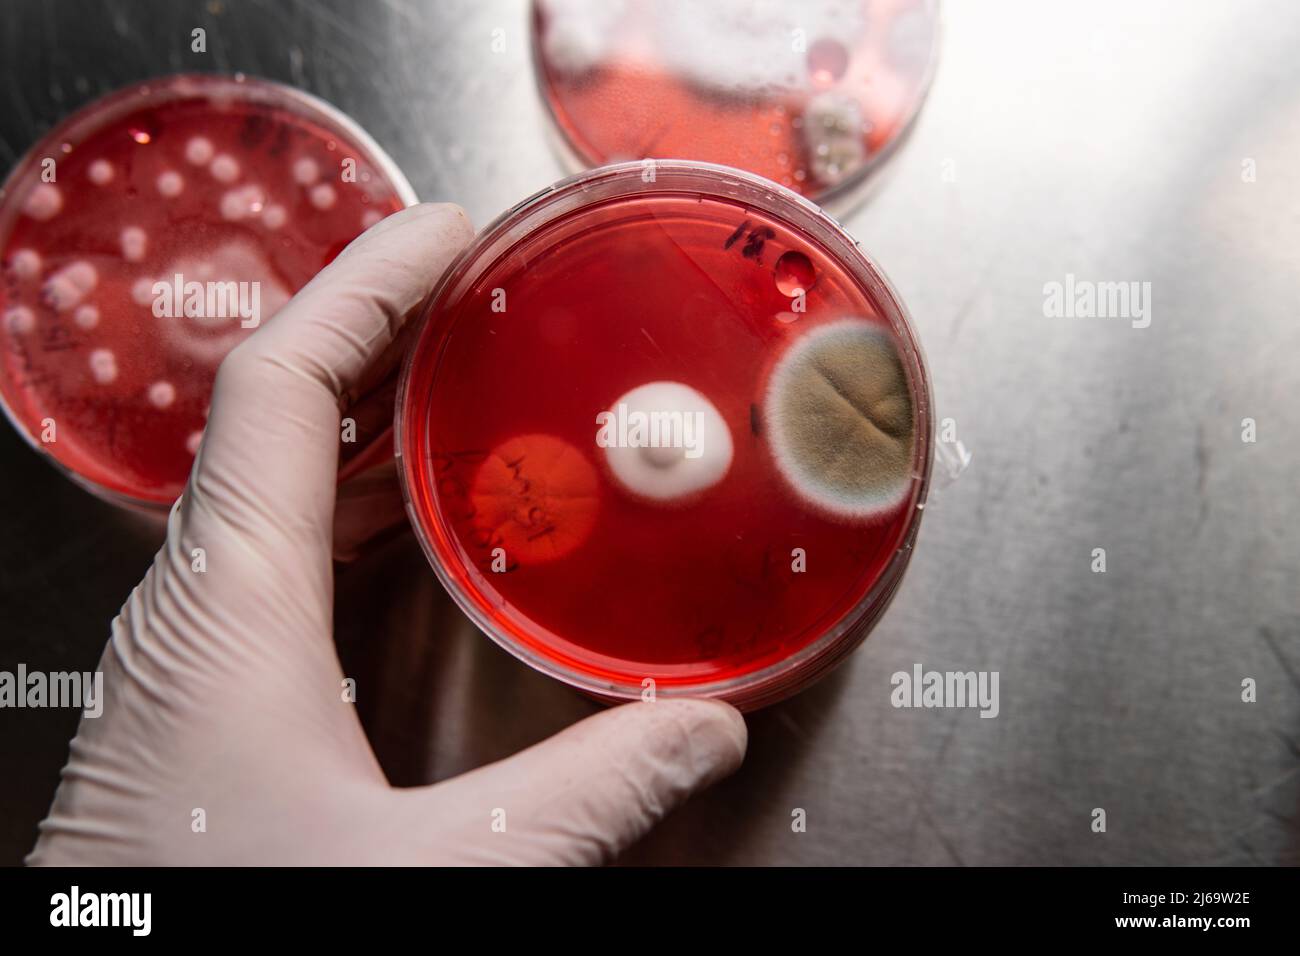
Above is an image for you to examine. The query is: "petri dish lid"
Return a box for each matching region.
[398,161,934,709]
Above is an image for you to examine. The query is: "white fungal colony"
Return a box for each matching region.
[601,381,734,502]
[536,0,629,75]
[219,184,266,221]
[538,0,867,94]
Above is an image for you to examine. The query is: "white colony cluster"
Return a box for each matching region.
[42,261,97,312]
[539,0,866,94]
[219,184,266,221]
[764,319,915,520]
[6,130,371,457]
[602,381,734,502]
[654,0,866,94]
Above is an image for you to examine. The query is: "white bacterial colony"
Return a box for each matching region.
[156,170,185,197]
[88,159,114,185]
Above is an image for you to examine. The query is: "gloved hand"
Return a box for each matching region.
[28,203,747,866]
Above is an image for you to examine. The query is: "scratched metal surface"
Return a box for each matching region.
[1,0,1297,866]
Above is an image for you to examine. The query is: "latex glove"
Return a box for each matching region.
[28,203,747,866]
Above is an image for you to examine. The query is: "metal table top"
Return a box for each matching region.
[1,0,1296,865]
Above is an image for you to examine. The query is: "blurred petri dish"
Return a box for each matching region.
[397,161,933,710]
[0,73,416,511]
[531,0,941,215]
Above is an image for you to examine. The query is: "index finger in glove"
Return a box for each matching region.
[186,202,473,548]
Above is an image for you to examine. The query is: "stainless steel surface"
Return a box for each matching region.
[2,0,1297,865]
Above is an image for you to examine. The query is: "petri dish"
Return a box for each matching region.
[397,161,933,710]
[0,73,416,511]
[531,0,941,215]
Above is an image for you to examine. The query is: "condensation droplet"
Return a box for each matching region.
[807,38,849,88]
[774,250,815,297]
